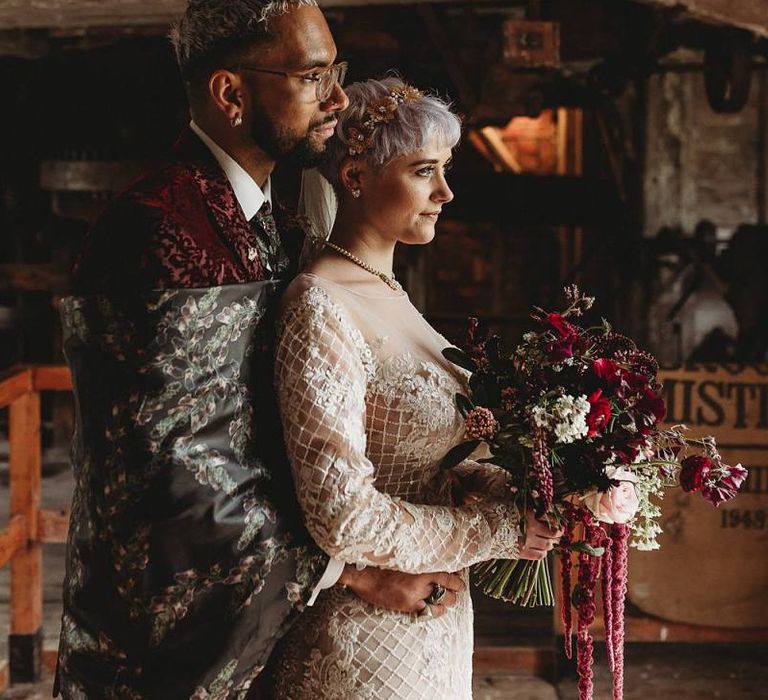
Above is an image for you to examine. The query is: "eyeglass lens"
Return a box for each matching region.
[318,63,347,101]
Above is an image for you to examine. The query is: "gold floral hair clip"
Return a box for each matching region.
[346,85,424,156]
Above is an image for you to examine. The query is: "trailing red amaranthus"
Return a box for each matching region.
[574,516,600,700]
[560,522,574,659]
[600,531,615,672]
[610,524,630,700]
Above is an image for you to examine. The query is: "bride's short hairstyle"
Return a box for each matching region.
[322,77,462,189]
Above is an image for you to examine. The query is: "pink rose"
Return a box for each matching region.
[583,466,640,524]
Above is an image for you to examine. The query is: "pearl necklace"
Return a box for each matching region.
[323,240,403,292]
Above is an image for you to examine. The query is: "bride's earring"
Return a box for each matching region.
[351,188,361,199]
[232,114,243,127]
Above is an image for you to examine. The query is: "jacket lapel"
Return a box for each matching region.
[172,129,268,281]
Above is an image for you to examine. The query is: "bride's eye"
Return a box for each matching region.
[416,166,436,177]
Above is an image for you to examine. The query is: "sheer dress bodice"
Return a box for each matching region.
[270,273,521,699]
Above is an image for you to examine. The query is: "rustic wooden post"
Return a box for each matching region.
[8,390,43,683]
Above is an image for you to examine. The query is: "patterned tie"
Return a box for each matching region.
[249,200,289,276]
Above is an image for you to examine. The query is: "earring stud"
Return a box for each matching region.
[351,188,361,199]
[232,114,243,127]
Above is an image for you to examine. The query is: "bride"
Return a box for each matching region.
[269,77,561,699]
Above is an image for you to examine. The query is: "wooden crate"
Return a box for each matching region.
[628,365,768,629]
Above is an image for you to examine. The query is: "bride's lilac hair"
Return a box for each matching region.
[321,77,462,190]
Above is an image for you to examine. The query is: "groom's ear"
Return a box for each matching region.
[208,69,245,122]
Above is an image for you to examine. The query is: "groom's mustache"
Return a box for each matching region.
[311,116,338,130]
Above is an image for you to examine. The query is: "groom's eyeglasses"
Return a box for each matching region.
[233,62,348,102]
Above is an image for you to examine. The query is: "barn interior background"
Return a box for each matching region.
[0,0,766,697]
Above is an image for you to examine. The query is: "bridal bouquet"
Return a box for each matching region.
[441,285,748,700]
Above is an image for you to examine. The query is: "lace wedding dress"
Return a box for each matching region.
[269,272,521,699]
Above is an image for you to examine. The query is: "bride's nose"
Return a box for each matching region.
[432,177,454,204]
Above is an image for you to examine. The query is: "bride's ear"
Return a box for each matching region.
[339,158,366,197]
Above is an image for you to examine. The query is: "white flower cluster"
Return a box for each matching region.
[531,394,591,445]
[629,466,666,550]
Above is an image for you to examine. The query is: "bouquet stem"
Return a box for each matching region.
[474,557,554,607]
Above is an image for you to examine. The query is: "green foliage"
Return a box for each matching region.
[442,347,477,372]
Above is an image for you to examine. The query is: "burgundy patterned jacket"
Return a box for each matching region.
[73,128,304,293]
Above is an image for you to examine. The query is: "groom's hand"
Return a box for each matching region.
[338,566,464,617]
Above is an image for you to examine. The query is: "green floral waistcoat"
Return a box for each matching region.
[55,282,326,700]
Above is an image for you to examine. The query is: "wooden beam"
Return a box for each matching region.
[0,515,27,569]
[0,0,503,31]
[473,646,554,677]
[0,0,763,35]
[38,509,70,545]
[43,647,59,674]
[40,160,146,193]
[0,264,69,292]
[0,0,185,30]
[555,611,768,644]
[9,391,43,635]
[0,367,32,409]
[621,615,768,643]
[0,29,50,59]
[32,365,72,392]
[636,0,768,37]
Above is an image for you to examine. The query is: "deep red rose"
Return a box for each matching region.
[545,313,573,338]
[545,337,576,361]
[668,439,684,458]
[635,386,666,424]
[586,389,612,437]
[613,444,640,464]
[614,370,648,400]
[701,463,748,506]
[592,358,621,387]
[543,314,578,360]
[679,455,712,493]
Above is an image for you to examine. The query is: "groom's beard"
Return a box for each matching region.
[250,112,332,169]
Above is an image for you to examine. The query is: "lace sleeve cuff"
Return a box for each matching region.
[481,500,522,560]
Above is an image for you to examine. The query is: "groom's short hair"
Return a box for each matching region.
[170,0,318,93]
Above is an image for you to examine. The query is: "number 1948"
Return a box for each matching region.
[721,508,767,530]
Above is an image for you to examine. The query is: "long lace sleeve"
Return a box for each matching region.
[275,287,520,573]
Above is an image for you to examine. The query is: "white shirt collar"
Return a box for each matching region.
[189,120,271,221]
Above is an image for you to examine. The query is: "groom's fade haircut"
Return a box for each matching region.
[170,0,318,104]
[322,76,462,191]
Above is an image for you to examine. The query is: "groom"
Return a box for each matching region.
[56,1,464,698]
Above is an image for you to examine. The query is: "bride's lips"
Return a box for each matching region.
[420,210,441,222]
